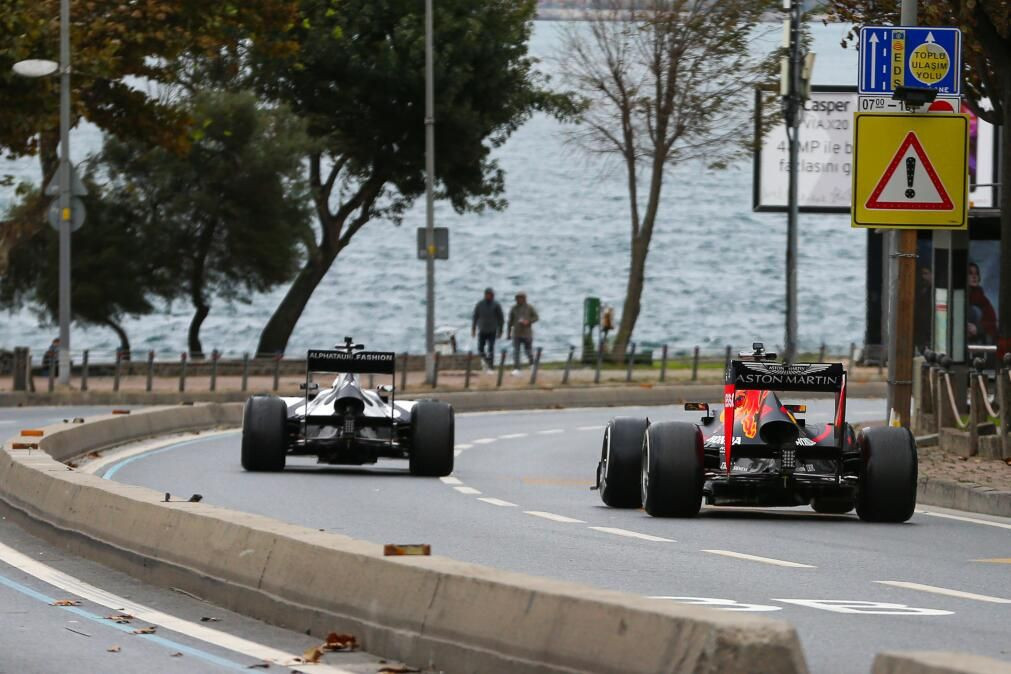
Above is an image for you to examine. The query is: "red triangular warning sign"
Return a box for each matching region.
[865,132,953,211]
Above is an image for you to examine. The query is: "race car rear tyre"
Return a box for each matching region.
[641,421,703,518]
[409,401,455,477]
[597,417,647,508]
[856,426,918,523]
[241,395,288,472]
[811,497,855,515]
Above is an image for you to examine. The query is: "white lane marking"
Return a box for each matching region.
[916,509,1011,531]
[454,443,473,450]
[577,425,605,431]
[471,438,495,445]
[498,433,528,439]
[588,527,675,542]
[523,511,585,524]
[454,486,481,495]
[440,476,462,485]
[0,420,16,426]
[454,450,462,457]
[80,430,238,475]
[875,581,1011,605]
[477,497,517,507]
[774,599,953,616]
[649,596,782,612]
[536,429,564,435]
[702,549,816,568]
[0,540,351,673]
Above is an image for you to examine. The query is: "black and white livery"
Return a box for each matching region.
[241,337,454,476]
[595,343,918,522]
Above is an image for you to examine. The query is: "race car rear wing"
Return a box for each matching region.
[723,359,848,473]
[306,349,396,375]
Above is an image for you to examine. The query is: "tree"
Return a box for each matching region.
[0,0,299,179]
[559,0,777,356]
[825,0,1011,354]
[251,0,577,355]
[0,175,157,354]
[99,91,313,357]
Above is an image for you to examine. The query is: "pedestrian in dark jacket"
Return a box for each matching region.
[472,288,504,370]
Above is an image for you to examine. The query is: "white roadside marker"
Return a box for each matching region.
[701,549,815,568]
[454,486,481,495]
[588,527,674,542]
[916,509,1011,531]
[440,476,462,485]
[875,581,1011,604]
[471,438,496,445]
[498,433,528,439]
[0,541,351,673]
[536,429,564,435]
[477,497,517,507]
[523,511,585,524]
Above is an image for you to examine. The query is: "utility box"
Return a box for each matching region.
[583,297,601,329]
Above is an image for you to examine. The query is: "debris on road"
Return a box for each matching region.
[50,599,80,606]
[323,632,358,652]
[107,646,121,653]
[131,626,157,635]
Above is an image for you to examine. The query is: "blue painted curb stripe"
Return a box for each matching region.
[101,432,239,481]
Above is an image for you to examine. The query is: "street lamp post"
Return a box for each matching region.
[423,0,436,384]
[12,0,73,387]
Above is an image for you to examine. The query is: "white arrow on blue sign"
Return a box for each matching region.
[858,26,961,96]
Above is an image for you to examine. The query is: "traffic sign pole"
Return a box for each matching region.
[57,0,71,387]
[888,0,919,428]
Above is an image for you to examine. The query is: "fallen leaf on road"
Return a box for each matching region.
[170,652,183,657]
[132,626,156,635]
[323,632,358,652]
[302,646,324,663]
[200,616,220,622]
[378,667,420,673]
[51,599,81,606]
[246,664,270,670]
[107,646,121,653]
[106,613,135,623]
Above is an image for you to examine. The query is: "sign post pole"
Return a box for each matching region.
[887,0,919,427]
[783,0,802,364]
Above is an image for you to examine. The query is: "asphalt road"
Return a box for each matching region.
[6,403,1011,673]
[0,407,402,674]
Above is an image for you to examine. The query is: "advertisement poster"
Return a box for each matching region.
[967,240,1000,347]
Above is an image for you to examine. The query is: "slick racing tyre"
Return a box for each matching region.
[811,497,855,515]
[856,426,918,523]
[241,395,288,472]
[641,421,703,518]
[409,401,455,477]
[597,417,647,508]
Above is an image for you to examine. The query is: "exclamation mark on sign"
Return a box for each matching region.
[905,157,916,199]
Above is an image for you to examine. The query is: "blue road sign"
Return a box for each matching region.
[858,26,961,96]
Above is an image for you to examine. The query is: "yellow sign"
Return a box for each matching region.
[891,31,905,91]
[852,112,968,229]
[909,41,950,85]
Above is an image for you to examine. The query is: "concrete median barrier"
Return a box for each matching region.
[873,651,1011,674]
[0,404,809,674]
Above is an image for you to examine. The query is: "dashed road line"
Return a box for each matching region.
[576,425,605,431]
[477,497,517,507]
[536,429,564,435]
[875,581,1011,604]
[498,433,528,439]
[702,549,815,568]
[454,486,481,495]
[471,438,496,445]
[972,558,1011,564]
[523,511,585,524]
[440,476,462,485]
[454,443,473,450]
[588,527,674,542]
[916,510,1011,531]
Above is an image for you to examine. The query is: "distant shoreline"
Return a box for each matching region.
[536,9,834,22]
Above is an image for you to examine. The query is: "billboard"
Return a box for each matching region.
[752,86,996,213]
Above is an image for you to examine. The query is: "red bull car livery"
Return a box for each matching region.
[595,343,917,522]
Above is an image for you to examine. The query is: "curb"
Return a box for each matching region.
[0,380,888,410]
[0,404,810,674]
[917,477,1011,519]
[874,651,1011,674]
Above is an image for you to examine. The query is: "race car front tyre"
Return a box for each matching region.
[810,497,855,515]
[409,401,455,477]
[241,395,288,472]
[641,421,703,518]
[597,417,648,508]
[856,426,918,523]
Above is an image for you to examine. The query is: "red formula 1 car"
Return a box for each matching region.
[595,343,917,522]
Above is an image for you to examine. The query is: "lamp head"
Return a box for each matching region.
[12,59,59,78]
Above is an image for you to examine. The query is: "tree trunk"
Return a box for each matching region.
[998,76,1011,358]
[611,234,649,357]
[255,247,339,357]
[187,224,216,359]
[37,129,59,185]
[102,319,131,357]
[188,301,209,359]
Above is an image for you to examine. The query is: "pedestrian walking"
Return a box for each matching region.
[507,291,538,374]
[472,287,504,371]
